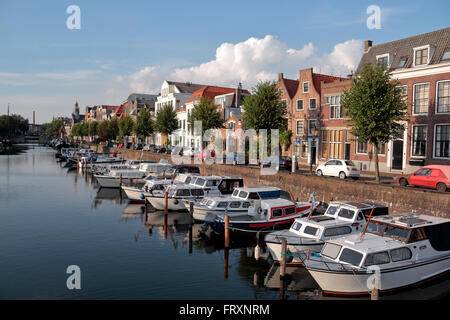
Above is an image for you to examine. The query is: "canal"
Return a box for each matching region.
[0,146,449,300]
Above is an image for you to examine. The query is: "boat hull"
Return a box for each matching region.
[306,255,450,296]
[146,196,189,211]
[95,176,143,188]
[121,186,151,203]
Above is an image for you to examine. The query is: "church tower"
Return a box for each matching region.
[74,100,80,119]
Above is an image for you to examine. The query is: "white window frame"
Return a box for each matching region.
[309,98,317,110]
[376,53,390,68]
[281,99,287,109]
[328,95,343,119]
[433,123,450,160]
[412,82,430,116]
[296,120,304,136]
[296,99,304,111]
[413,45,431,67]
[303,82,309,93]
[410,124,427,159]
[356,140,368,155]
[308,119,317,136]
[435,80,450,115]
[375,142,386,156]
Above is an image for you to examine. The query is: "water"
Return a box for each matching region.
[0,146,448,300]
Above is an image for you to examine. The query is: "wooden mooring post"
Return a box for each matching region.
[189,202,194,254]
[279,239,287,300]
[371,278,379,300]
[164,191,168,216]
[224,214,230,249]
[223,248,229,279]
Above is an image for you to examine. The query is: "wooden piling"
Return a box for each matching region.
[119,174,123,199]
[164,191,168,215]
[280,239,287,279]
[371,278,379,300]
[163,212,168,239]
[224,215,230,249]
[144,198,148,222]
[223,248,229,279]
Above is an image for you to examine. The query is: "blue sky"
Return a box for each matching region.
[0,0,449,123]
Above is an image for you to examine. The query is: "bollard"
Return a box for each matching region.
[224,215,230,249]
[164,191,168,215]
[371,278,379,300]
[280,239,287,279]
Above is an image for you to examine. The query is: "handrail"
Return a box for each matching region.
[360,206,375,240]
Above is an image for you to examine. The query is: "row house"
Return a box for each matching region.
[277,69,348,167]
[125,93,158,119]
[173,84,249,150]
[278,27,450,174]
[154,81,206,145]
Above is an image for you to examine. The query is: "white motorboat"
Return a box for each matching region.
[301,213,450,296]
[146,175,244,212]
[188,186,306,222]
[265,201,389,262]
[121,173,196,203]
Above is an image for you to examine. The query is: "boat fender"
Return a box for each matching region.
[174,199,179,205]
[257,207,263,215]
[140,193,145,200]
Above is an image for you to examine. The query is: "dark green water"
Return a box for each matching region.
[0,146,448,300]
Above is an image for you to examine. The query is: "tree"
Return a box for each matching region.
[188,97,224,136]
[279,129,292,154]
[97,120,110,142]
[119,115,134,138]
[88,121,99,139]
[44,119,64,138]
[133,109,154,141]
[155,105,178,146]
[108,117,119,140]
[341,64,408,182]
[0,114,29,138]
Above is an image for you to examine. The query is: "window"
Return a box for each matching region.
[376,142,385,155]
[191,189,204,197]
[437,81,450,113]
[321,130,328,158]
[364,251,390,266]
[338,208,355,220]
[176,189,191,197]
[377,55,389,67]
[414,84,429,114]
[238,191,248,198]
[329,95,343,119]
[308,119,317,136]
[296,120,304,136]
[217,202,228,208]
[281,99,287,109]
[325,205,338,216]
[303,82,309,93]
[296,99,303,111]
[357,140,368,154]
[300,141,308,158]
[324,226,352,237]
[309,98,317,110]
[339,248,363,266]
[415,47,429,66]
[242,202,251,208]
[329,130,343,159]
[229,202,241,208]
[409,228,427,243]
[412,125,427,157]
[435,125,450,158]
[291,222,302,231]
[248,193,259,200]
[284,207,296,216]
[415,168,431,176]
[390,247,412,262]
[367,221,384,235]
[304,226,319,236]
[384,225,410,241]
[442,50,450,61]
[272,208,283,217]
[322,243,342,259]
[397,57,408,68]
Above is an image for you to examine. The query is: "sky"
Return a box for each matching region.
[0,0,449,124]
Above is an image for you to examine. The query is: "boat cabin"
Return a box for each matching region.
[324,201,389,222]
[189,176,244,195]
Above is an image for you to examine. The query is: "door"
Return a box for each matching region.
[344,143,351,160]
[392,140,403,170]
[310,143,317,165]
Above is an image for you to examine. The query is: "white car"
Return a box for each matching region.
[316,159,360,180]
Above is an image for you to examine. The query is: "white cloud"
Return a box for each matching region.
[113,35,363,94]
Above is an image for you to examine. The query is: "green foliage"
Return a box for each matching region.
[108,117,120,140]
[0,114,29,138]
[342,64,408,181]
[133,109,154,140]
[242,81,287,132]
[119,115,134,138]
[188,97,224,135]
[279,129,292,153]
[155,104,178,136]
[97,120,110,142]
[88,121,99,137]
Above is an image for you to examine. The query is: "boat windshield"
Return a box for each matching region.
[321,243,342,260]
[325,205,338,217]
[339,248,363,266]
[337,208,356,220]
[366,221,410,242]
[232,189,239,197]
[194,178,206,187]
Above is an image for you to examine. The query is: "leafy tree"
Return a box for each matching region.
[44,119,64,138]
[133,109,154,141]
[155,105,177,145]
[119,115,134,138]
[97,120,110,142]
[0,114,29,138]
[279,129,292,154]
[88,121,99,138]
[342,64,408,182]
[188,97,224,136]
[108,117,119,140]
[80,122,89,139]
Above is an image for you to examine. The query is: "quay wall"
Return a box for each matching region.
[96,146,450,218]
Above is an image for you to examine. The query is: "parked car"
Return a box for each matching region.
[166,146,174,154]
[157,147,167,153]
[316,159,360,180]
[181,147,195,157]
[196,149,215,160]
[396,165,450,193]
[134,143,143,150]
[260,155,292,170]
[153,145,162,153]
[143,144,154,151]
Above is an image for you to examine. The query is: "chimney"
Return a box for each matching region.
[364,40,373,53]
[278,73,284,81]
[235,82,242,107]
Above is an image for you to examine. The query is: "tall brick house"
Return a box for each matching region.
[277,69,348,167]
[354,27,450,174]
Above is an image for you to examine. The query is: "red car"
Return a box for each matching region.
[397,165,450,193]
[196,149,216,160]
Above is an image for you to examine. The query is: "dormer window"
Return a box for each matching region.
[397,57,408,68]
[377,54,389,68]
[413,45,434,67]
[442,49,450,61]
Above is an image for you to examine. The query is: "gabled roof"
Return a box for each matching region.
[313,73,349,91]
[356,27,450,74]
[166,81,207,94]
[281,78,299,99]
[187,86,248,103]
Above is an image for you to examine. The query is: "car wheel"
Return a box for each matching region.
[339,171,346,180]
[316,169,323,177]
[399,178,408,187]
[436,183,447,193]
